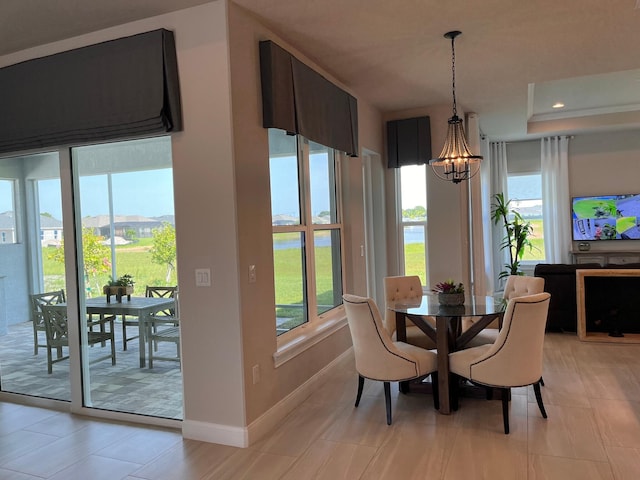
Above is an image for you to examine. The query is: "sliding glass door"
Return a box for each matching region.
[0,137,182,420]
[72,137,182,418]
[0,151,70,401]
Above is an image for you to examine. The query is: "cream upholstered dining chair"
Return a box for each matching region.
[343,294,438,425]
[465,275,545,347]
[383,275,436,350]
[449,292,551,434]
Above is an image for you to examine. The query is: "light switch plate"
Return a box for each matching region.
[195,268,211,287]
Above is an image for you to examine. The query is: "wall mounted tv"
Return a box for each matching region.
[572,194,640,240]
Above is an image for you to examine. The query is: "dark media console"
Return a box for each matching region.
[577,269,640,343]
[534,262,640,340]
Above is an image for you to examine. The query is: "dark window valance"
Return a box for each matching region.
[0,29,182,154]
[386,116,432,168]
[259,40,358,157]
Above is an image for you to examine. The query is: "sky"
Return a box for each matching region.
[4,166,542,221]
[270,153,331,216]
[10,170,175,221]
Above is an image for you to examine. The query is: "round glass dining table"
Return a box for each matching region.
[389,294,506,414]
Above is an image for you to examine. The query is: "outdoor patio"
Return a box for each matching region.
[0,319,183,420]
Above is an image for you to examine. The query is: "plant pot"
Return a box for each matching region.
[103,285,134,303]
[438,292,465,306]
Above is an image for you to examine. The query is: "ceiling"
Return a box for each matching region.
[2,0,640,140]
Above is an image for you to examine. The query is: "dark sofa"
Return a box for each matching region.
[534,262,640,332]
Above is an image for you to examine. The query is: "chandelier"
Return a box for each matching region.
[429,31,482,184]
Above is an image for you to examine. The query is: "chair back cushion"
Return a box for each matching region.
[476,275,546,331]
[503,275,545,300]
[343,294,423,381]
[383,275,422,335]
[462,293,550,387]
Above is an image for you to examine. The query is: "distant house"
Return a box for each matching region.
[0,211,16,244]
[0,211,64,245]
[82,215,174,240]
[40,214,64,247]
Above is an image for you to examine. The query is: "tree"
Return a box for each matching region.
[403,205,426,220]
[150,222,177,283]
[49,227,111,296]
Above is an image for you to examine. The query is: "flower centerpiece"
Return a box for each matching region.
[432,279,465,306]
[103,274,135,303]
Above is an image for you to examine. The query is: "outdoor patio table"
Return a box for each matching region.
[84,296,175,368]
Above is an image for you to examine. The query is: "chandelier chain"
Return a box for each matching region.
[450,34,457,117]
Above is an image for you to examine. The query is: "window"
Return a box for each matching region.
[507,173,545,261]
[399,164,428,284]
[269,129,343,335]
[0,179,17,244]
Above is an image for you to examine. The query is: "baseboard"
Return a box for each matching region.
[182,419,248,447]
[182,347,353,448]
[246,347,352,446]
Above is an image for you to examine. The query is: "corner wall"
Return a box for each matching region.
[227,2,383,427]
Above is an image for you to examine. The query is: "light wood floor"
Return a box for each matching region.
[2,332,640,479]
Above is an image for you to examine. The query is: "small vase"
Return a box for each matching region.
[438,292,465,306]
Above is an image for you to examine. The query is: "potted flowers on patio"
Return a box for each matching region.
[432,279,465,306]
[103,274,135,303]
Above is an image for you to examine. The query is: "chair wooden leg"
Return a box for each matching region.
[33,326,38,355]
[110,337,116,366]
[355,375,364,407]
[384,381,392,425]
[399,380,410,394]
[502,387,510,434]
[533,380,547,419]
[47,347,53,374]
[431,372,439,410]
[122,316,128,351]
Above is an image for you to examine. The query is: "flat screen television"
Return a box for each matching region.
[572,194,640,240]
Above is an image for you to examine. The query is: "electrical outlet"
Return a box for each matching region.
[249,264,257,283]
[252,364,260,384]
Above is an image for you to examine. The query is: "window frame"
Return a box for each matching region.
[396,164,428,284]
[506,171,545,268]
[0,178,19,244]
[271,132,347,363]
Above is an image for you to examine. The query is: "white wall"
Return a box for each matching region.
[569,129,640,254]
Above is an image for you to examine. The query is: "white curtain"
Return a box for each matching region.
[541,136,571,263]
[480,140,509,294]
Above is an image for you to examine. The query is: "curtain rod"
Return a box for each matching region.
[481,135,574,144]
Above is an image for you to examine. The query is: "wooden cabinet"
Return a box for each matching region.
[572,251,640,266]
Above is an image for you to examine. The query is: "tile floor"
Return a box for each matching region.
[0,320,183,419]
[2,332,640,479]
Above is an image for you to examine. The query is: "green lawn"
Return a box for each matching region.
[403,217,546,285]
[42,242,177,296]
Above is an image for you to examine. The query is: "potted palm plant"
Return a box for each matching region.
[491,193,535,279]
